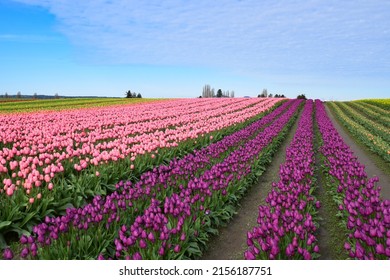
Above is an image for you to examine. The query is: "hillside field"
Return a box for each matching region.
[0,98,389,260]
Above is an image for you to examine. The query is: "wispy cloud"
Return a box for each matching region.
[0,33,61,42]
[12,0,390,77]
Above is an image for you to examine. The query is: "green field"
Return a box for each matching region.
[327,98,390,174]
[0,98,163,113]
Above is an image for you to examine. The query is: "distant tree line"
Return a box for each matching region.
[201,84,235,98]
[0,92,111,99]
[257,89,285,98]
[1,91,36,99]
[125,90,142,98]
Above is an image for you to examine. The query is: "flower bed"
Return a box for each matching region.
[3,100,301,259]
[316,100,390,259]
[244,100,319,260]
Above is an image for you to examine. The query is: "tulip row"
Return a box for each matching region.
[357,99,390,111]
[334,102,390,143]
[346,102,390,129]
[3,99,302,259]
[0,98,159,114]
[316,100,390,259]
[327,102,390,163]
[244,100,320,260]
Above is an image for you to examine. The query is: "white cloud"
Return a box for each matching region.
[12,0,390,76]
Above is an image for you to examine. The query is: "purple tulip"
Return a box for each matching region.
[147,232,155,242]
[133,252,142,260]
[139,239,147,249]
[244,250,256,260]
[173,244,181,253]
[385,248,390,257]
[3,248,13,260]
[158,246,165,256]
[375,244,385,255]
[20,235,28,244]
[20,248,29,258]
[303,250,311,260]
[285,244,294,257]
[115,241,123,251]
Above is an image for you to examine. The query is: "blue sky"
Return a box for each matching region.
[0,0,389,100]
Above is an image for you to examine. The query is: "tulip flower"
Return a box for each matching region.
[174,244,181,253]
[244,250,256,260]
[2,248,13,260]
[158,246,165,256]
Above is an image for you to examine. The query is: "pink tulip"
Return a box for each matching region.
[6,187,14,196]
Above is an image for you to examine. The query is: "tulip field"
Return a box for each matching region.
[1,98,389,260]
[0,97,160,113]
[327,100,390,163]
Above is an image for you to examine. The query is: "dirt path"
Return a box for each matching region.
[200,110,301,260]
[325,105,390,200]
